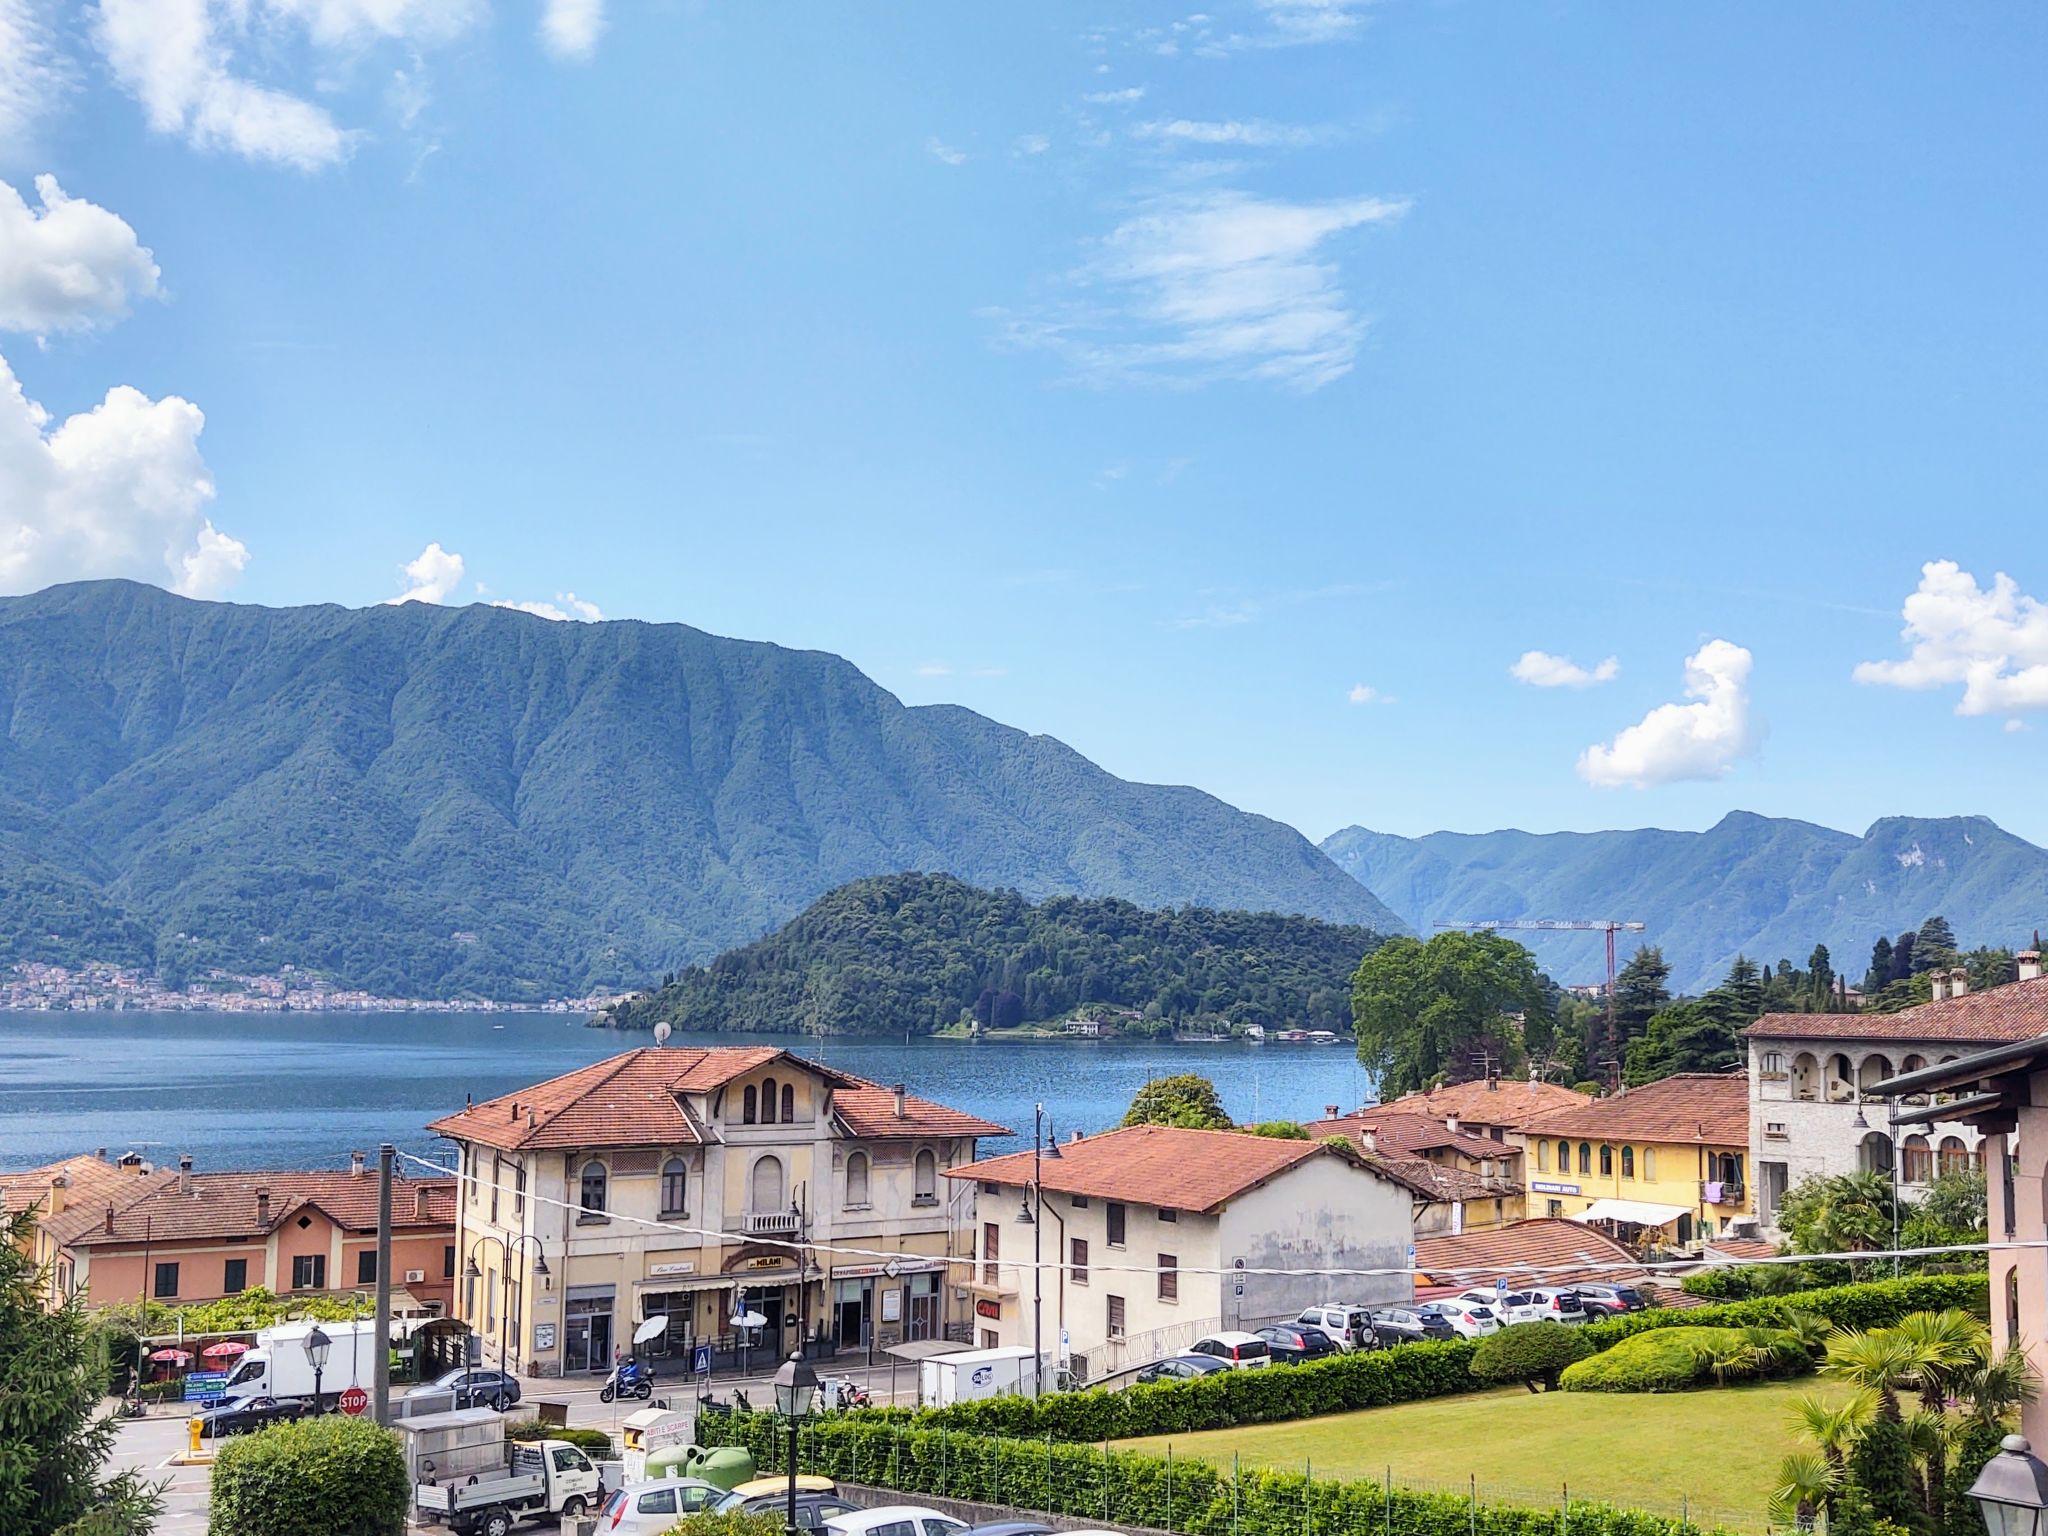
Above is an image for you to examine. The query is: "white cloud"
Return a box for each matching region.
[1853,559,2048,716]
[0,176,163,338]
[1254,0,1372,46]
[539,0,603,60]
[1013,133,1050,156]
[992,188,1407,391]
[390,541,463,603]
[1133,118,1324,148]
[1577,639,1757,789]
[491,591,602,621]
[1510,650,1619,689]
[2007,719,2027,735]
[0,0,69,148]
[1168,600,1257,629]
[91,0,356,171]
[1084,86,1146,104]
[0,350,246,599]
[915,662,953,677]
[926,137,968,167]
[1347,682,1389,705]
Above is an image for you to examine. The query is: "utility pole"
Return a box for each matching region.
[372,1143,394,1426]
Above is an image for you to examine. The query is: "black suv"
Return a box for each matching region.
[1570,1283,1647,1317]
[429,1367,522,1409]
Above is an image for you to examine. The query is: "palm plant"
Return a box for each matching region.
[1694,1335,1758,1387]
[1741,1325,1811,1378]
[1768,1450,1840,1532]
[1825,1326,1930,1420]
[1891,1309,1991,1410]
[1956,1342,2041,1428]
[1788,1389,1875,1473]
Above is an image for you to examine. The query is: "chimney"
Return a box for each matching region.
[95,1146,107,1161]
[1324,1104,1341,1120]
[1487,1074,1499,1091]
[892,1084,907,1119]
[414,1186,432,1222]
[104,1202,115,1233]
[256,1187,271,1227]
[350,1150,366,1178]
[178,1155,193,1196]
[509,1101,520,1121]
[1446,1114,1460,1135]
[1359,1128,1378,1154]
[46,1173,68,1215]
[2021,950,2043,983]
[1949,965,1970,999]
[1932,971,1952,1003]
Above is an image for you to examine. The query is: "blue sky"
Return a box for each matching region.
[3,2,2047,845]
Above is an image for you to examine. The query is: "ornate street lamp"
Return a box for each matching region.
[771,1351,820,1536]
[1970,1435,2048,1536]
[303,1325,331,1413]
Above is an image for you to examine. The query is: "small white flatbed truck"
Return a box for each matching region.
[415,1439,604,1536]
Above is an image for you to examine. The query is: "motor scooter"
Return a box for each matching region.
[599,1356,656,1403]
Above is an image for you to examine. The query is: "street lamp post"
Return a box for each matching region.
[771,1351,820,1536]
[1969,1435,2048,1536]
[464,1236,549,1382]
[303,1325,330,1413]
[1013,1106,1064,1396]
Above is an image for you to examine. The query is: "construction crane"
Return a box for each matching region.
[1434,920,1648,1058]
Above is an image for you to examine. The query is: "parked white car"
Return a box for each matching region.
[1294,1304,1376,1350]
[1456,1288,1586,1326]
[825,1507,970,1536]
[1525,1287,1589,1324]
[598,1478,730,1535]
[1418,1298,1500,1338]
[1185,1331,1273,1368]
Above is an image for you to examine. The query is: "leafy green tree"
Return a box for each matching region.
[1589,945,1671,1069]
[1867,936,1895,994]
[1809,944,1835,1007]
[1914,917,1958,973]
[1243,1121,1310,1139]
[1469,1320,1592,1391]
[1964,947,2016,992]
[208,1415,408,1536]
[1779,1172,1900,1264]
[1349,931,1543,1095]
[0,1209,161,1536]
[1845,1417,1923,1534]
[1121,1074,1233,1130]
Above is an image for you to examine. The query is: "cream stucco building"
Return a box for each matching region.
[428,1046,1006,1376]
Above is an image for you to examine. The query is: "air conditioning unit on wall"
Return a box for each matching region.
[405,1269,426,1284]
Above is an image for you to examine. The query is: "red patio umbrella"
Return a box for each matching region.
[201,1340,248,1360]
[148,1348,194,1365]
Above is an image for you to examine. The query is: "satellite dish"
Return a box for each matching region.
[653,1022,672,1047]
[634,1315,669,1345]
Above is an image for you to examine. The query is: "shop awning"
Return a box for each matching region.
[1573,1198,1689,1228]
[632,1274,740,1292]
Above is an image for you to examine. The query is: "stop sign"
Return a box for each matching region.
[338,1386,369,1416]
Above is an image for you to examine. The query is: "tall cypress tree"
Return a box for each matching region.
[1865,936,1893,994]
[1914,915,1958,971]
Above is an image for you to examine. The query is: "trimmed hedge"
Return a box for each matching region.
[1470,1321,1592,1390]
[208,1414,408,1536]
[696,1410,1738,1536]
[904,1273,1985,1444]
[1558,1328,1748,1393]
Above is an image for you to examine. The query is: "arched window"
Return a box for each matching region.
[660,1156,689,1216]
[1901,1135,1933,1183]
[1599,1144,1614,1177]
[579,1159,608,1216]
[761,1077,779,1124]
[1557,1140,1570,1171]
[781,1083,795,1122]
[1790,1053,1820,1102]
[1620,1146,1635,1179]
[1826,1054,1855,1102]
[845,1151,870,1209]
[1644,1148,1657,1180]
[1939,1136,1970,1175]
[1577,1142,1592,1175]
[743,1086,758,1124]
[1902,1054,1929,1074]
[1536,1141,1550,1172]
[1857,1055,1894,1095]
[914,1149,938,1202]
[1859,1133,1894,1176]
[751,1154,784,1213]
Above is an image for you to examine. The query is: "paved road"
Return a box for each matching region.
[111,1357,924,1534]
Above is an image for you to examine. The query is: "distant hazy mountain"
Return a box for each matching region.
[604,871,1384,1035]
[0,581,1400,1000]
[1322,812,2048,993]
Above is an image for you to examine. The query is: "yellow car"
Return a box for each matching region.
[724,1475,838,1500]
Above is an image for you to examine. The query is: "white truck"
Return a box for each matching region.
[217,1320,381,1408]
[415,1439,604,1536]
[918,1345,1041,1406]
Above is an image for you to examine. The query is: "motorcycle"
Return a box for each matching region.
[599,1358,655,1403]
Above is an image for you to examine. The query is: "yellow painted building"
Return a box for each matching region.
[1521,1072,1750,1245]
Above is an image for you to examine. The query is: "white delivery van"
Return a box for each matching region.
[217,1320,381,1408]
[918,1346,1040,1407]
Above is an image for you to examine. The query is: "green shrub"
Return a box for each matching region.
[660,1513,785,1536]
[1560,1327,1741,1392]
[1470,1321,1593,1391]
[208,1414,409,1536]
[508,1421,614,1459]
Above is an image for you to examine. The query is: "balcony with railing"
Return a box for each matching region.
[742,1210,802,1236]
[1701,1179,1746,1207]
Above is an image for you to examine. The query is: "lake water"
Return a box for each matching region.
[0,1012,1376,1173]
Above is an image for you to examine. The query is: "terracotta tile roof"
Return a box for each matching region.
[1702,1237,1779,1262]
[427,1046,1006,1151]
[1305,1109,1518,1165]
[0,1154,156,1218]
[1374,1078,1592,1131]
[948,1124,1360,1214]
[65,1169,457,1249]
[1367,1155,1516,1204]
[1521,1073,1749,1148]
[1414,1217,1676,1297]
[1747,978,2048,1044]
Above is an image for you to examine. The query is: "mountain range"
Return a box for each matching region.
[1321,813,2048,993]
[0,581,1399,1000]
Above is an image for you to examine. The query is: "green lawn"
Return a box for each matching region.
[1118,1378,1848,1532]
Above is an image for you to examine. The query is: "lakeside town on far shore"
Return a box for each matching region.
[0,961,624,1016]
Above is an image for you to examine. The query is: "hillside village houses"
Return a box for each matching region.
[427,1047,1006,1376]
[1373,1074,1594,1149]
[949,1124,1416,1379]
[1305,1105,1526,1234]
[1745,952,2048,1228]
[0,1150,457,1313]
